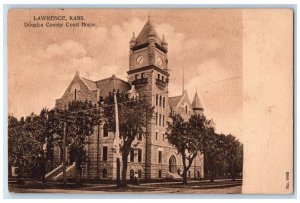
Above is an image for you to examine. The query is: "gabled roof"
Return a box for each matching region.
[135,16,162,46]
[95,75,131,97]
[192,91,203,110]
[169,95,182,108]
[79,74,130,95]
[81,77,97,90]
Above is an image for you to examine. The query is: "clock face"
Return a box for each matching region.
[136,55,144,64]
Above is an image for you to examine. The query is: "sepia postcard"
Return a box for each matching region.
[7,8,294,195]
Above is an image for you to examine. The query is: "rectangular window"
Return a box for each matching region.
[158,74,160,80]
[158,151,162,163]
[103,146,108,161]
[138,149,142,162]
[162,76,164,81]
[156,94,158,106]
[162,115,165,127]
[135,74,138,80]
[130,149,134,162]
[103,124,108,137]
[163,97,165,108]
[155,112,158,125]
[156,132,158,140]
[159,114,161,126]
[158,170,162,178]
[163,133,165,142]
[197,171,200,178]
[159,95,162,107]
[188,171,191,177]
[141,72,145,78]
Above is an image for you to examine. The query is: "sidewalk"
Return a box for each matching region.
[138,178,242,186]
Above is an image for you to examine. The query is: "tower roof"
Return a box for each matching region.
[135,16,162,46]
[192,91,204,110]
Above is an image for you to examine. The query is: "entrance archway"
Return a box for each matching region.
[169,155,177,173]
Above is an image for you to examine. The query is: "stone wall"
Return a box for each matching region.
[55,75,98,110]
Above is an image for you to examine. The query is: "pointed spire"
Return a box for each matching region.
[129,32,136,47]
[162,34,168,50]
[182,68,185,95]
[162,34,166,43]
[148,17,156,37]
[148,14,152,23]
[134,16,161,46]
[131,32,136,40]
[192,91,204,111]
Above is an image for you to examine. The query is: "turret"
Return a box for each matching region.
[129,32,137,48]
[192,91,204,115]
[162,34,168,50]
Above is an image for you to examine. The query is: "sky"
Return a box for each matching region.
[8,9,243,141]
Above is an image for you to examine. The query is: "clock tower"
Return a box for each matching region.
[127,16,170,179]
[129,16,168,72]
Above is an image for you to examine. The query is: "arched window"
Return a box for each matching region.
[103,123,108,137]
[102,168,108,178]
[138,169,142,178]
[185,106,188,114]
[130,169,134,180]
[169,155,177,173]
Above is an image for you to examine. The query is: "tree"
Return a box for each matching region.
[224,134,243,180]
[203,131,243,182]
[8,100,102,183]
[166,114,213,184]
[203,131,222,182]
[56,100,102,184]
[103,90,154,187]
[8,114,42,178]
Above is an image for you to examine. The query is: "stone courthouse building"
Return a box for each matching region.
[49,17,205,181]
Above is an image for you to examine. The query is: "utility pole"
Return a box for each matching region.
[62,120,67,187]
[182,67,185,95]
[114,93,121,187]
